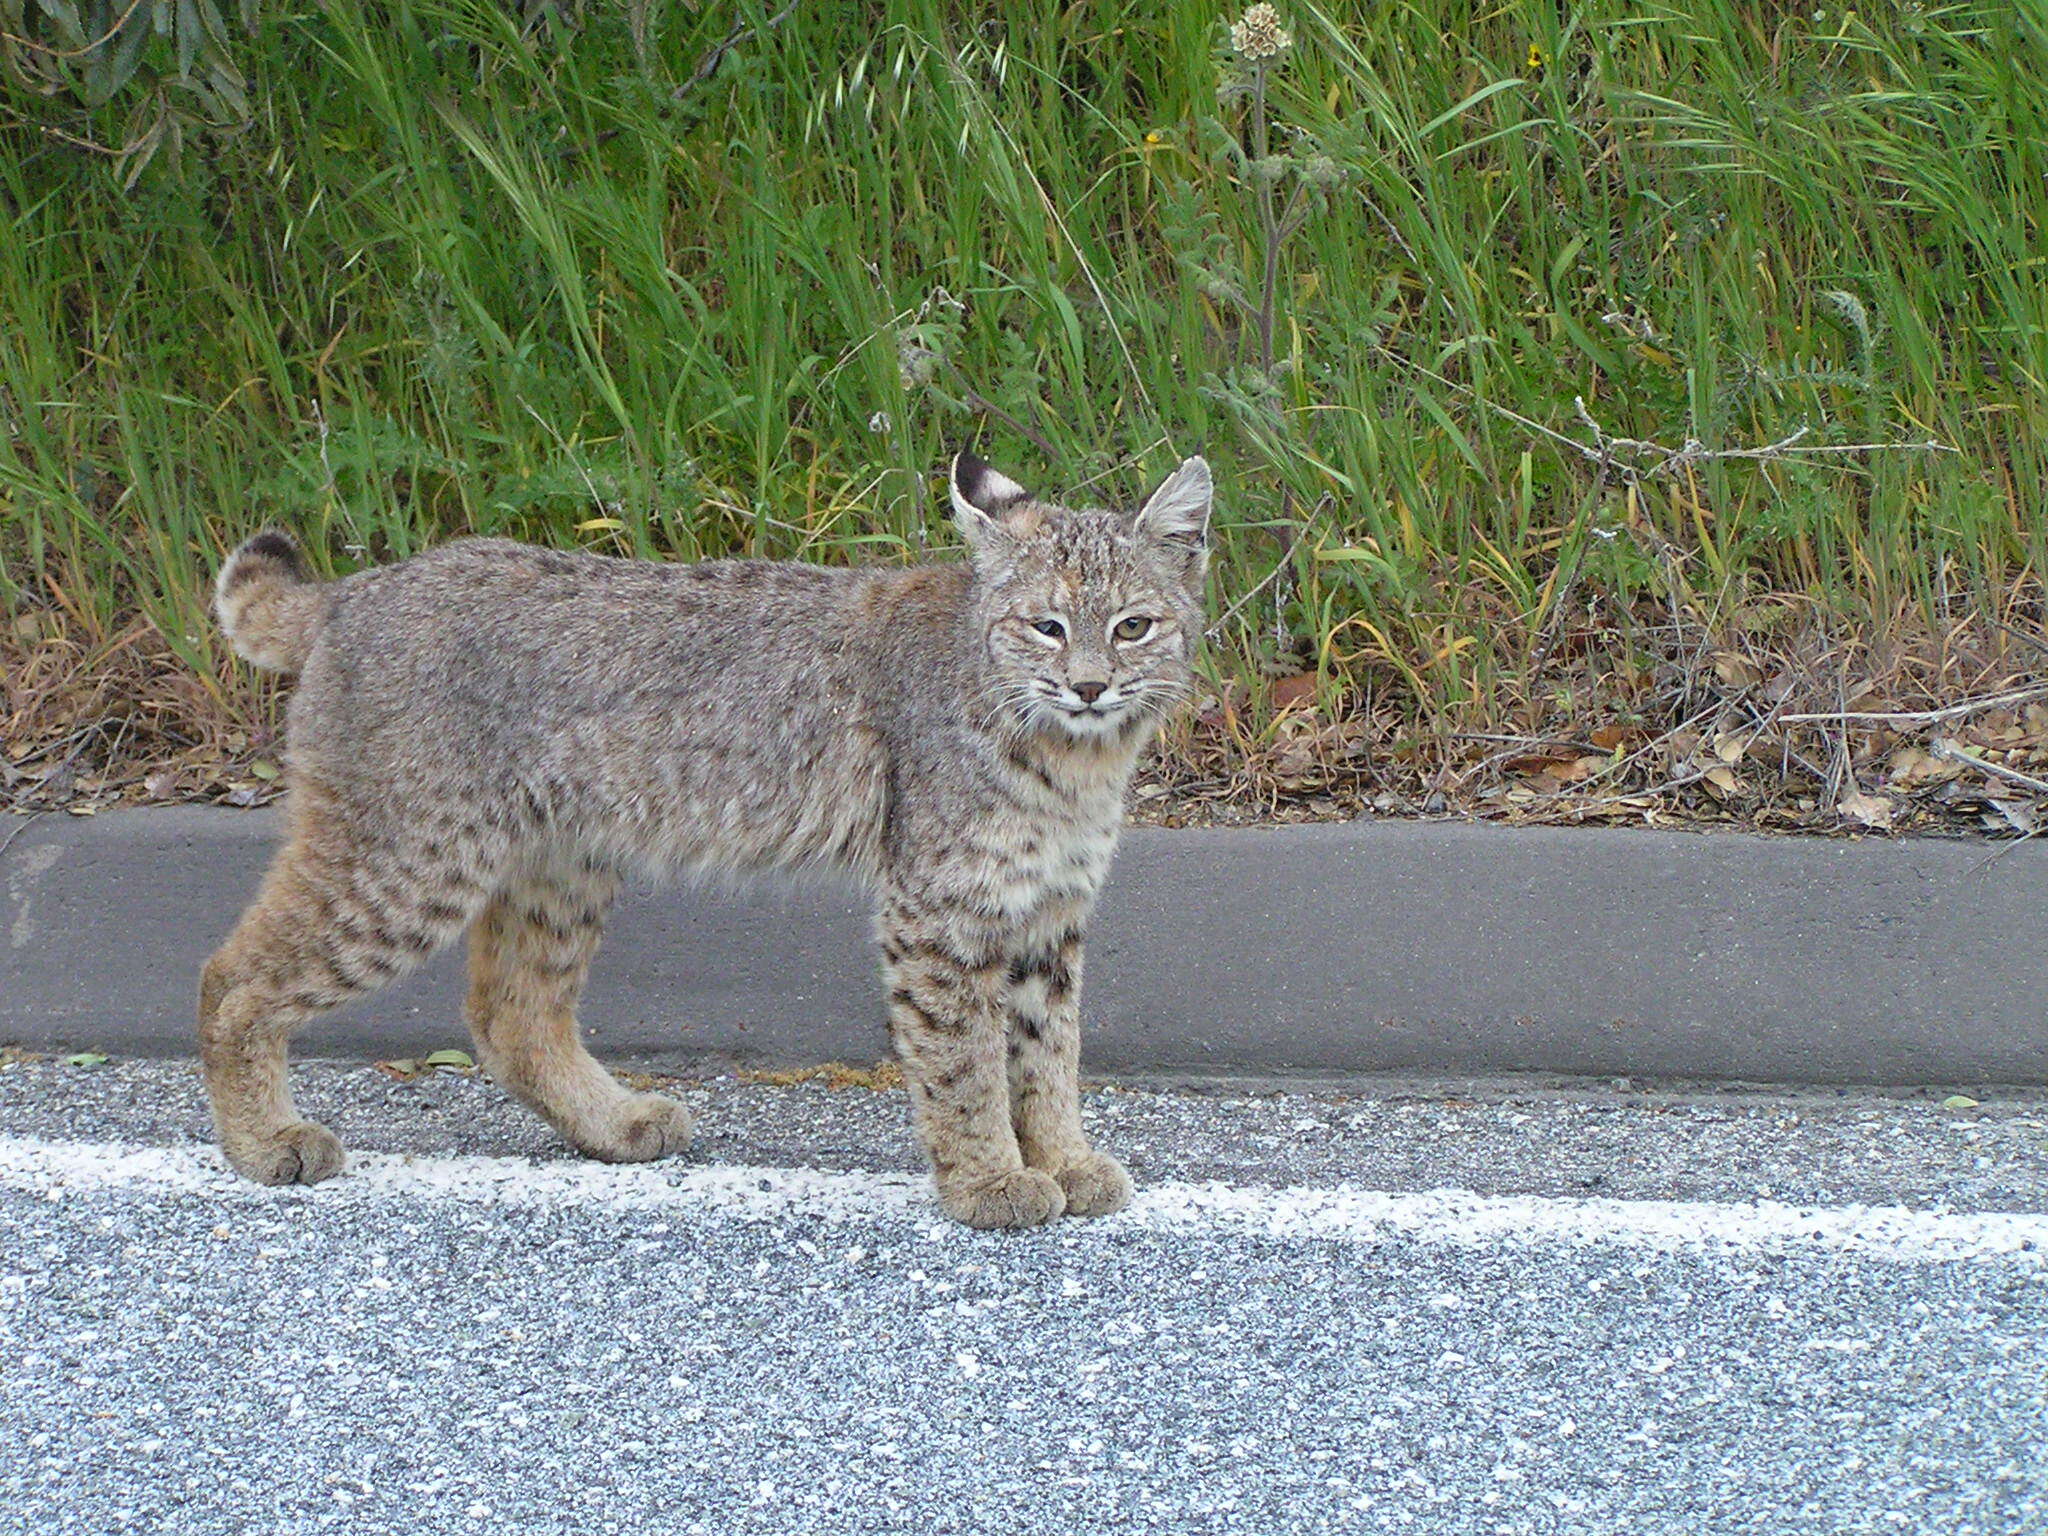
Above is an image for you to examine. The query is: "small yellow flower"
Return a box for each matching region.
[1231,4,1293,61]
[1526,42,1547,77]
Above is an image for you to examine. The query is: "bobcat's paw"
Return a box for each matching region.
[937,1168,1066,1230]
[224,1121,347,1187]
[1052,1151,1133,1218]
[578,1092,694,1164]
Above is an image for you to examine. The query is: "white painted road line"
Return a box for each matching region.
[4,1134,2045,1264]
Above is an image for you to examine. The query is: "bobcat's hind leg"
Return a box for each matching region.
[465,858,692,1163]
[200,796,491,1186]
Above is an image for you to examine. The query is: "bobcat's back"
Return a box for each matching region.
[275,538,965,879]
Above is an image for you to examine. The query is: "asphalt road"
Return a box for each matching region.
[3,1056,2046,1535]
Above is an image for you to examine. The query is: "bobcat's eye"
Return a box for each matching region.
[1112,615,1154,642]
[1031,618,1067,640]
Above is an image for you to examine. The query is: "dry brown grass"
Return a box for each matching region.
[5,571,2042,841]
[1136,586,2048,838]
[3,601,287,817]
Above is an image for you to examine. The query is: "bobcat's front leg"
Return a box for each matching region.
[1007,919,1132,1218]
[878,894,1065,1230]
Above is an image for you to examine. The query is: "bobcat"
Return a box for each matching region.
[199,452,1212,1228]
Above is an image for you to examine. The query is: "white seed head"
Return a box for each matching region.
[1230,4,1292,61]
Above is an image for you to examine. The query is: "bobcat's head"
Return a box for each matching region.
[952,450,1211,742]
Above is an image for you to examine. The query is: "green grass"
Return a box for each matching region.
[2,0,2044,794]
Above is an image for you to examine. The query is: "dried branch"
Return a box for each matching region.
[1931,739,2048,797]
[1370,343,1955,487]
[1777,683,2048,727]
[0,812,45,863]
[1991,619,2048,663]
[1204,495,1319,642]
[2,0,151,62]
[675,0,800,100]
[957,385,1057,460]
[1205,530,1299,642]
[1567,397,1953,486]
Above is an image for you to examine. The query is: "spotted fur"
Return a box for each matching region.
[199,454,1212,1227]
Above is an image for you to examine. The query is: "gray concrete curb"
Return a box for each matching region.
[4,808,2044,1085]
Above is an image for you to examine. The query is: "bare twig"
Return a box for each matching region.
[1575,764,1720,807]
[1063,438,1171,498]
[1249,59,1278,376]
[1931,739,2048,797]
[0,813,45,862]
[1822,653,1852,809]
[7,715,121,767]
[1566,396,1953,486]
[1777,683,2048,726]
[1370,343,1955,486]
[518,400,621,532]
[0,103,119,155]
[1991,619,2048,662]
[958,385,1057,460]
[1512,701,1725,808]
[1448,739,1600,794]
[1204,494,1321,643]
[675,0,799,99]
[939,53,1166,451]
[1449,732,1605,752]
[1205,532,1299,642]
[1967,823,2042,873]
[1,0,149,61]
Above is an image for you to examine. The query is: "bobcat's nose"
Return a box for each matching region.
[1072,681,1108,704]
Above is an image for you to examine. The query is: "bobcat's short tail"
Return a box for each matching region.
[215,530,332,673]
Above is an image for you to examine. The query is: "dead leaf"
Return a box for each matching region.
[1269,673,1319,712]
[1702,765,1739,796]
[1588,724,1635,752]
[1990,797,2038,836]
[1712,653,1761,689]
[1553,755,1606,786]
[1886,745,1962,790]
[1836,789,1895,830]
[1502,752,1574,777]
[1712,732,1750,766]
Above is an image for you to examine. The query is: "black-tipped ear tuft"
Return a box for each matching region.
[950,451,1031,555]
[951,451,1027,514]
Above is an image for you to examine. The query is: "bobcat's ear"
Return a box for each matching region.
[950,451,1034,557]
[1134,456,1212,548]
